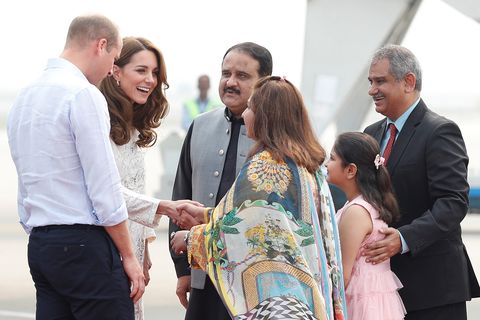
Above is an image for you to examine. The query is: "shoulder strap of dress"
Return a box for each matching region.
[346,197,378,224]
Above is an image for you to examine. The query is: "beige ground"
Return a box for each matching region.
[1,129,479,319]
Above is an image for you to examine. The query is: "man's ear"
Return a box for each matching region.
[112,65,121,81]
[96,38,108,55]
[346,163,357,180]
[404,72,416,93]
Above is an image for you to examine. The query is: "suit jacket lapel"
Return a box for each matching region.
[387,99,427,173]
[372,120,387,144]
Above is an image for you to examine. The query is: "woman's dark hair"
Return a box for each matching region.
[248,76,325,173]
[333,132,399,224]
[99,37,169,147]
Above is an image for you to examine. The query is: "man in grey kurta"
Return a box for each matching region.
[169,42,273,320]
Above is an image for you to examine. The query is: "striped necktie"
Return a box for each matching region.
[383,123,397,164]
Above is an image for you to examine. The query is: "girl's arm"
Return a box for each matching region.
[338,204,373,287]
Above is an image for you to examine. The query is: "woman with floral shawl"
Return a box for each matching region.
[171,76,346,320]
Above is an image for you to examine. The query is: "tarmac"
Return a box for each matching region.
[0,219,185,319]
[0,127,479,319]
[0,216,479,319]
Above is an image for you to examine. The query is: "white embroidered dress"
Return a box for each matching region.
[111,131,161,320]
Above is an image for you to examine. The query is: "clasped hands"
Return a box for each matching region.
[169,203,207,255]
[174,202,207,229]
[156,200,203,223]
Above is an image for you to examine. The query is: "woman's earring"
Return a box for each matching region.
[116,79,120,87]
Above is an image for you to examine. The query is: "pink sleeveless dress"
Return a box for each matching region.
[336,196,406,320]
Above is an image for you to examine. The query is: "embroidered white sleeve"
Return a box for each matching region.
[110,135,161,231]
[122,186,161,227]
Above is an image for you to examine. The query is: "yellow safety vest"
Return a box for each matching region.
[185,98,219,119]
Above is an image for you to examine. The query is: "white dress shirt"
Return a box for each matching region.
[7,58,128,233]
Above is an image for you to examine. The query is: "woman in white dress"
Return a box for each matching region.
[99,37,195,319]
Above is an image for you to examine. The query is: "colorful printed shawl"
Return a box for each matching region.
[188,151,346,319]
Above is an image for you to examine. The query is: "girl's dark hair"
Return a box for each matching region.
[248,76,325,173]
[333,132,399,224]
[99,37,169,147]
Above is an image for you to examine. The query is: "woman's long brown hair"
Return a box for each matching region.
[248,76,325,173]
[99,37,169,147]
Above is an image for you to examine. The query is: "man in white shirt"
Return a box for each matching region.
[7,14,144,320]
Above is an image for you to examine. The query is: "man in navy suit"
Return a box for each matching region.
[363,44,480,320]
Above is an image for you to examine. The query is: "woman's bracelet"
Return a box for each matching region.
[183,231,190,246]
[203,207,212,223]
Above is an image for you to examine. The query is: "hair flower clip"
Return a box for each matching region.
[374,154,385,169]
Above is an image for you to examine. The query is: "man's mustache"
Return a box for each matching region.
[224,87,241,95]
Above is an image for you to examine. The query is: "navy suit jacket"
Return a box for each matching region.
[364,99,480,311]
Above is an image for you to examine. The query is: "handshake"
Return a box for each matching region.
[157,200,207,230]
[158,200,207,255]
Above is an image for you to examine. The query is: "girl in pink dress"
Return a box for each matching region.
[326,132,406,320]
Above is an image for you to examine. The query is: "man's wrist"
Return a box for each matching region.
[397,229,410,254]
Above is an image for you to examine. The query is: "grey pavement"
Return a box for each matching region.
[0,219,185,320]
[1,217,479,319]
[1,127,479,319]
